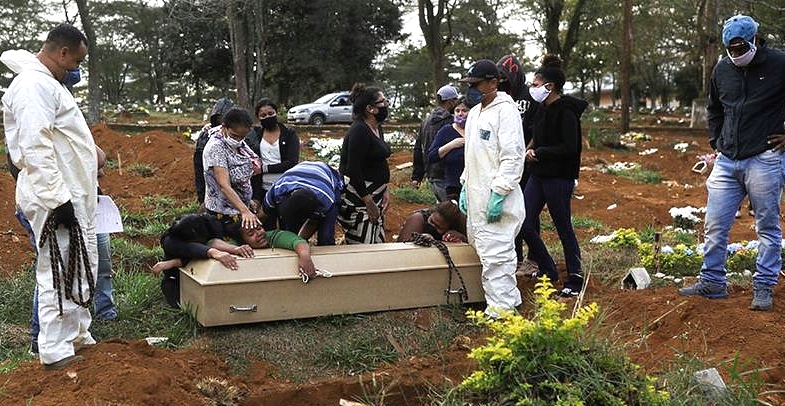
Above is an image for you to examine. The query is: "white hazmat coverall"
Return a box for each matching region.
[461,91,525,315]
[2,49,98,365]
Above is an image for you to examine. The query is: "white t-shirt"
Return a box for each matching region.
[259,137,282,189]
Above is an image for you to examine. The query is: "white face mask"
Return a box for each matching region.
[223,136,243,149]
[529,83,551,103]
[727,42,757,67]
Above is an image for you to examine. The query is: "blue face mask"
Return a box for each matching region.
[63,68,81,87]
[465,86,483,108]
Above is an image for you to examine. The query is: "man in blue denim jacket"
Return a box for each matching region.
[679,15,785,311]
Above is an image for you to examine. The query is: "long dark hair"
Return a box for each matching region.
[434,200,467,236]
[349,82,383,121]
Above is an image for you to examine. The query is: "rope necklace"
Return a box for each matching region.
[406,232,469,304]
[38,215,95,316]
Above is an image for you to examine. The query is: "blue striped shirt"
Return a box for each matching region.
[264,161,344,214]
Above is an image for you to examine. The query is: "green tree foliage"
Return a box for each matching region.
[161,0,233,105]
[0,0,53,88]
[377,44,432,111]
[448,0,521,68]
[263,0,403,107]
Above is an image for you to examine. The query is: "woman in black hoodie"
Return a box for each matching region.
[521,54,588,298]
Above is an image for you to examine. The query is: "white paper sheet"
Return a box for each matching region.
[96,195,124,234]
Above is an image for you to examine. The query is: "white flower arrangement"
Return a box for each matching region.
[619,131,651,148]
[385,130,415,147]
[605,161,641,172]
[638,148,658,156]
[668,206,705,230]
[308,137,343,168]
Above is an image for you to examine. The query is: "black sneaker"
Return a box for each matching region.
[29,341,38,356]
[558,274,584,298]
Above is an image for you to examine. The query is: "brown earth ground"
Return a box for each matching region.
[1,122,784,405]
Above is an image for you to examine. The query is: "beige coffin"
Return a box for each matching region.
[179,242,484,327]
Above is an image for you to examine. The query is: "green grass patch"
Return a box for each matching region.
[111,237,163,272]
[207,306,478,381]
[127,162,157,177]
[540,214,605,232]
[608,166,663,184]
[89,270,201,346]
[391,185,436,205]
[104,159,118,169]
[121,200,198,239]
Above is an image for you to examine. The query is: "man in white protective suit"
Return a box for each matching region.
[458,59,526,316]
[2,23,98,369]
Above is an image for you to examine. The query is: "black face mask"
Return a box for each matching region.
[260,116,278,130]
[465,86,483,108]
[374,106,389,123]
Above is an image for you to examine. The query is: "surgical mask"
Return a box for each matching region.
[63,68,81,87]
[454,114,467,128]
[223,136,243,149]
[260,116,278,130]
[529,83,551,104]
[465,87,483,108]
[374,106,388,122]
[728,44,757,67]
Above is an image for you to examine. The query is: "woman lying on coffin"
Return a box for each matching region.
[396,200,468,243]
[151,213,316,308]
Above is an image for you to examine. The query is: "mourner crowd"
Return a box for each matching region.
[4,13,784,369]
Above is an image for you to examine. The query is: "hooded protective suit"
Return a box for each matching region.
[461,91,525,314]
[2,49,98,365]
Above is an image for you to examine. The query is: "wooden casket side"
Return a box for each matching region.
[179,242,484,326]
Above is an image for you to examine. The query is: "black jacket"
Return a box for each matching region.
[707,40,785,160]
[529,94,588,180]
[412,106,451,182]
[244,122,300,201]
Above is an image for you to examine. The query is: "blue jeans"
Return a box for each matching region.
[15,208,39,346]
[700,150,785,286]
[429,178,449,203]
[521,176,582,281]
[94,233,117,320]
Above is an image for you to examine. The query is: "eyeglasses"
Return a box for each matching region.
[726,41,750,57]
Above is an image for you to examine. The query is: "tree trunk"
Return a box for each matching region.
[227,0,250,111]
[539,0,589,67]
[696,0,719,97]
[74,0,101,123]
[620,0,632,133]
[419,0,449,94]
[227,0,265,113]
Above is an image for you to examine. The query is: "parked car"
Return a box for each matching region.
[287,91,352,125]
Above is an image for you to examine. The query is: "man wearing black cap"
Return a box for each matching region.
[457,59,525,316]
[262,161,344,245]
[412,84,460,202]
[678,15,785,311]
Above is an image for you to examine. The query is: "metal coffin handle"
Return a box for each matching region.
[229,304,258,313]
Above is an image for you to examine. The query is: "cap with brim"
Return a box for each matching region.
[436,85,459,100]
[459,59,499,83]
[722,15,758,47]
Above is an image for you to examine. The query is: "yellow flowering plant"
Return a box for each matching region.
[459,277,670,405]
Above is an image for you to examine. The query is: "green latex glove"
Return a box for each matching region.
[486,191,506,223]
[459,184,468,214]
